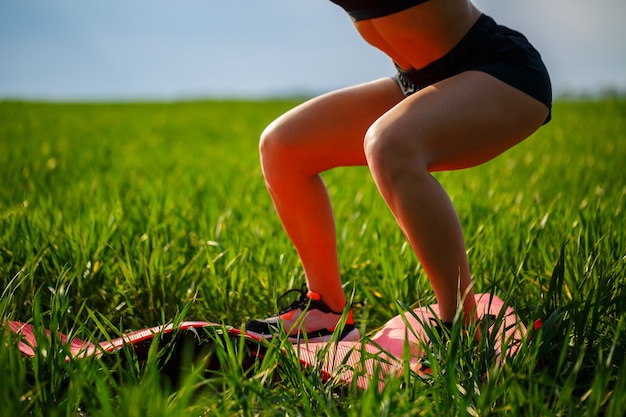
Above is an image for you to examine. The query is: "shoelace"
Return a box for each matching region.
[275,284,362,315]
[276,284,312,315]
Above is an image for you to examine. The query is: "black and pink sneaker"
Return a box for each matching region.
[245,286,359,343]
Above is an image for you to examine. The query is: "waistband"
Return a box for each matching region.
[395,13,497,89]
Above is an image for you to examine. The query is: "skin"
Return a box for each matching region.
[259,0,550,324]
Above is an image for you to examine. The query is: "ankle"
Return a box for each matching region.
[308,290,346,313]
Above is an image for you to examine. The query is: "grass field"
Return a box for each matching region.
[1,99,625,416]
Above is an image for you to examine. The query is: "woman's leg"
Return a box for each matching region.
[363,71,549,323]
[259,78,404,312]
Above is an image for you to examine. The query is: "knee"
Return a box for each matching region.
[258,121,293,177]
[363,121,425,184]
[259,123,281,166]
[363,122,386,169]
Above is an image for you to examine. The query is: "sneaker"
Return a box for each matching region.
[416,319,453,376]
[245,285,360,343]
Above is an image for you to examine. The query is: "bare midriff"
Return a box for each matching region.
[353,0,481,70]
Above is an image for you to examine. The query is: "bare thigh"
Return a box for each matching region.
[260,78,404,175]
[365,71,551,172]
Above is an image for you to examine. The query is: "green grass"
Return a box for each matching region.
[1,98,625,416]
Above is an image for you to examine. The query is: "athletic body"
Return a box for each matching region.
[246,0,551,342]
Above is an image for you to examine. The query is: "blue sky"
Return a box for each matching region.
[1,0,624,100]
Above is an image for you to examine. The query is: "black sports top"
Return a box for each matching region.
[330,0,430,21]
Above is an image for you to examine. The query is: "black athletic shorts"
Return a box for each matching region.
[392,14,552,124]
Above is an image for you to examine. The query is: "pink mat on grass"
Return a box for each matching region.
[7,320,222,358]
[7,293,524,389]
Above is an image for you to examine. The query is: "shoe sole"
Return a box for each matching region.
[287,327,361,343]
[246,328,360,344]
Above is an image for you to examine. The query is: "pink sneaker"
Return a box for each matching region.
[245,286,359,343]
